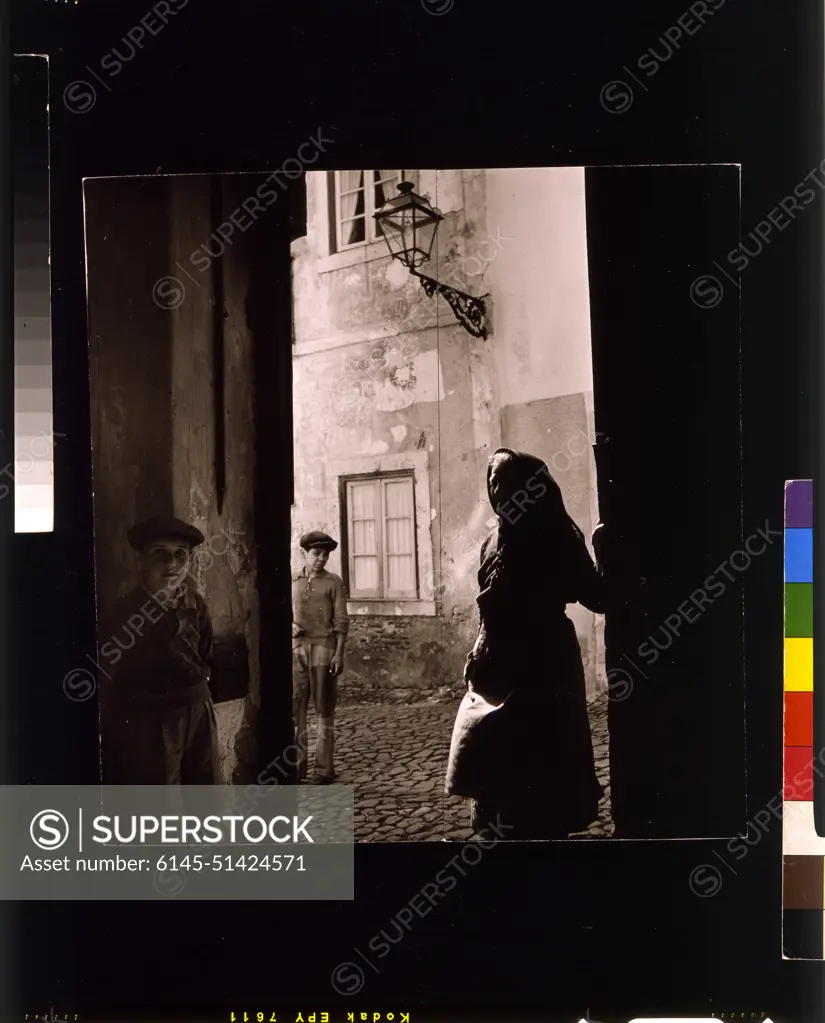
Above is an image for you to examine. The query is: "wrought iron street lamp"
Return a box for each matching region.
[374,178,489,340]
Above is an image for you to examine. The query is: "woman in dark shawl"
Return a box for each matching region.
[444,448,607,840]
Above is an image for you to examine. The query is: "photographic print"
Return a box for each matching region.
[84,165,744,841]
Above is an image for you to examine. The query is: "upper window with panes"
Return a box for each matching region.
[330,170,410,252]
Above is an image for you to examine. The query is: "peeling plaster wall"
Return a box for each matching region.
[291,322,484,689]
[292,169,601,697]
[292,170,491,694]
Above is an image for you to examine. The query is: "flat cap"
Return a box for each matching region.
[128,517,205,551]
[300,530,338,551]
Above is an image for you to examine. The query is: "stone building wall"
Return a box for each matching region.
[291,168,603,699]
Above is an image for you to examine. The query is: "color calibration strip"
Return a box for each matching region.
[782,479,823,958]
[14,56,54,533]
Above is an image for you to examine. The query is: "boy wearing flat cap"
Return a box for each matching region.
[292,530,348,783]
[101,516,220,786]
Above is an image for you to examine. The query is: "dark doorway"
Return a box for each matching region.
[585,165,745,838]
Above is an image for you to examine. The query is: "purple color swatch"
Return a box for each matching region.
[786,480,813,529]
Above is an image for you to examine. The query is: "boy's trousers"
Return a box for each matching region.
[292,642,337,780]
[105,692,221,785]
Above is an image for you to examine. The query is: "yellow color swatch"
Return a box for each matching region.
[785,637,813,691]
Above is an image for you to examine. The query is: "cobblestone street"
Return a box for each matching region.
[303,690,612,842]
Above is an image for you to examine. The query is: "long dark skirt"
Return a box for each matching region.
[445,617,602,839]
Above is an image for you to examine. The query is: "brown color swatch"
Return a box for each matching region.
[783,855,825,910]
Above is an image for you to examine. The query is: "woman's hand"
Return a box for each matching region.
[464,631,486,682]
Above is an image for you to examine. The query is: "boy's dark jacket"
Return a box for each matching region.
[100,581,214,706]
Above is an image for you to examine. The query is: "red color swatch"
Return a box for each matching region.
[785,692,814,747]
[785,745,815,801]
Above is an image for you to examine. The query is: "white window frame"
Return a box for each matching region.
[333,170,403,252]
[325,450,436,617]
[344,471,418,601]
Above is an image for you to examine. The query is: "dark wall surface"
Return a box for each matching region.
[586,165,744,839]
[86,176,174,611]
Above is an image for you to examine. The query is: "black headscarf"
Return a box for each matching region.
[480,448,590,609]
[488,447,584,542]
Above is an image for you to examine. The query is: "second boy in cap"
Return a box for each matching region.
[292,530,348,783]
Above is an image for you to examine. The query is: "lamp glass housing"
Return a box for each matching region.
[375,181,442,269]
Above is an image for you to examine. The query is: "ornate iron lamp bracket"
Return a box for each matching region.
[411,269,489,340]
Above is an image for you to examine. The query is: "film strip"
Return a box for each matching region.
[782,479,822,958]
